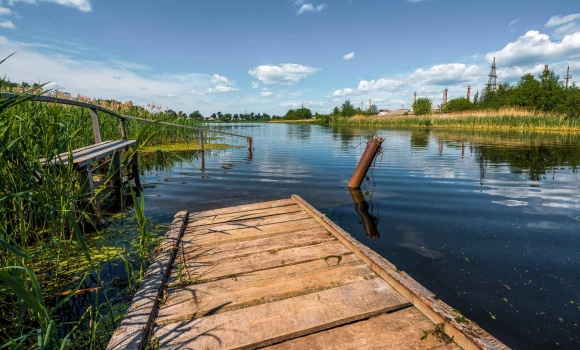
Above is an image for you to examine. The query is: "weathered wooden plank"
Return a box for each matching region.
[263,307,461,350]
[183,211,312,237]
[106,211,188,350]
[169,253,363,295]
[186,204,303,228]
[188,198,295,219]
[180,228,334,262]
[73,140,135,167]
[182,218,321,247]
[153,278,410,349]
[46,140,131,167]
[158,263,377,326]
[291,195,509,350]
[40,140,119,166]
[169,241,352,284]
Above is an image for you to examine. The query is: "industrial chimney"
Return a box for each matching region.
[443,88,448,105]
[414,92,417,104]
[467,85,471,101]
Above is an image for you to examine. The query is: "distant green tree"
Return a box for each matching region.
[369,104,378,114]
[332,106,340,116]
[295,107,312,119]
[562,84,580,118]
[189,110,203,120]
[165,109,177,117]
[412,97,432,116]
[284,110,299,120]
[443,97,471,113]
[210,113,217,119]
[341,100,355,117]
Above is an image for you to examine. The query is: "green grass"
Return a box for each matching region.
[328,112,580,132]
[0,58,212,348]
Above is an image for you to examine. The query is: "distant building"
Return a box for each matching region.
[378,109,390,116]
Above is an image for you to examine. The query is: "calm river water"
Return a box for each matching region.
[139,123,580,349]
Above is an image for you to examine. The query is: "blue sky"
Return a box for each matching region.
[0,0,579,116]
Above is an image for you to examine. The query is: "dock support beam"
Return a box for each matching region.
[120,119,127,140]
[347,136,384,189]
[199,130,205,152]
[90,108,102,144]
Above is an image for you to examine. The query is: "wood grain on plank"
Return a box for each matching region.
[73,140,135,167]
[106,211,188,350]
[186,204,304,228]
[182,218,322,247]
[158,263,377,325]
[263,307,462,350]
[180,229,334,262]
[169,241,352,284]
[168,253,362,295]
[188,198,295,219]
[41,140,118,166]
[153,278,410,349]
[183,211,312,237]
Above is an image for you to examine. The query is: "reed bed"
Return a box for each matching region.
[332,109,580,132]
[0,64,210,348]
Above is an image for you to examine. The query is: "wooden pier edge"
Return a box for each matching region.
[291,195,509,350]
[107,211,188,350]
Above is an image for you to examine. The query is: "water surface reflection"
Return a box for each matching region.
[139,124,580,349]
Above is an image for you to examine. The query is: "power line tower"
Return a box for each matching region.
[565,66,573,89]
[487,57,498,91]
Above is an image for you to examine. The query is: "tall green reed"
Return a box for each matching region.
[0,55,197,349]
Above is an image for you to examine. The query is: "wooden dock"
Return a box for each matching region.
[107,196,509,350]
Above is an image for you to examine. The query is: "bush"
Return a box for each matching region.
[443,97,471,113]
[413,97,432,116]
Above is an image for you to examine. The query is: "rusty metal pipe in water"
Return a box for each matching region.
[347,136,385,189]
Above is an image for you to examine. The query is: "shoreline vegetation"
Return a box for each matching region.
[0,55,232,349]
[271,108,580,133]
[273,68,580,133]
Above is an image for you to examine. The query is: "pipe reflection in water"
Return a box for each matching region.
[348,188,380,240]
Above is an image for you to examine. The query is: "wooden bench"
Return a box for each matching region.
[42,140,142,206]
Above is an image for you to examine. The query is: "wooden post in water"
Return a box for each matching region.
[90,108,102,144]
[347,136,384,189]
[247,137,253,159]
[199,130,205,152]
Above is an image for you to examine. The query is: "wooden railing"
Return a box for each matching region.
[0,93,253,150]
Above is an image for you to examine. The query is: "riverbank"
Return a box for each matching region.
[140,142,241,154]
[272,109,580,133]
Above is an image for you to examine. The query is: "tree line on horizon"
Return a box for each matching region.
[412,69,580,117]
[5,68,579,122]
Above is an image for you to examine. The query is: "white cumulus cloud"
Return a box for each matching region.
[192,85,238,95]
[8,0,91,12]
[260,89,274,97]
[248,63,320,86]
[0,19,16,29]
[0,7,14,16]
[251,81,260,88]
[343,52,355,60]
[486,30,580,67]
[211,74,230,85]
[280,101,324,109]
[546,13,580,28]
[296,3,326,15]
